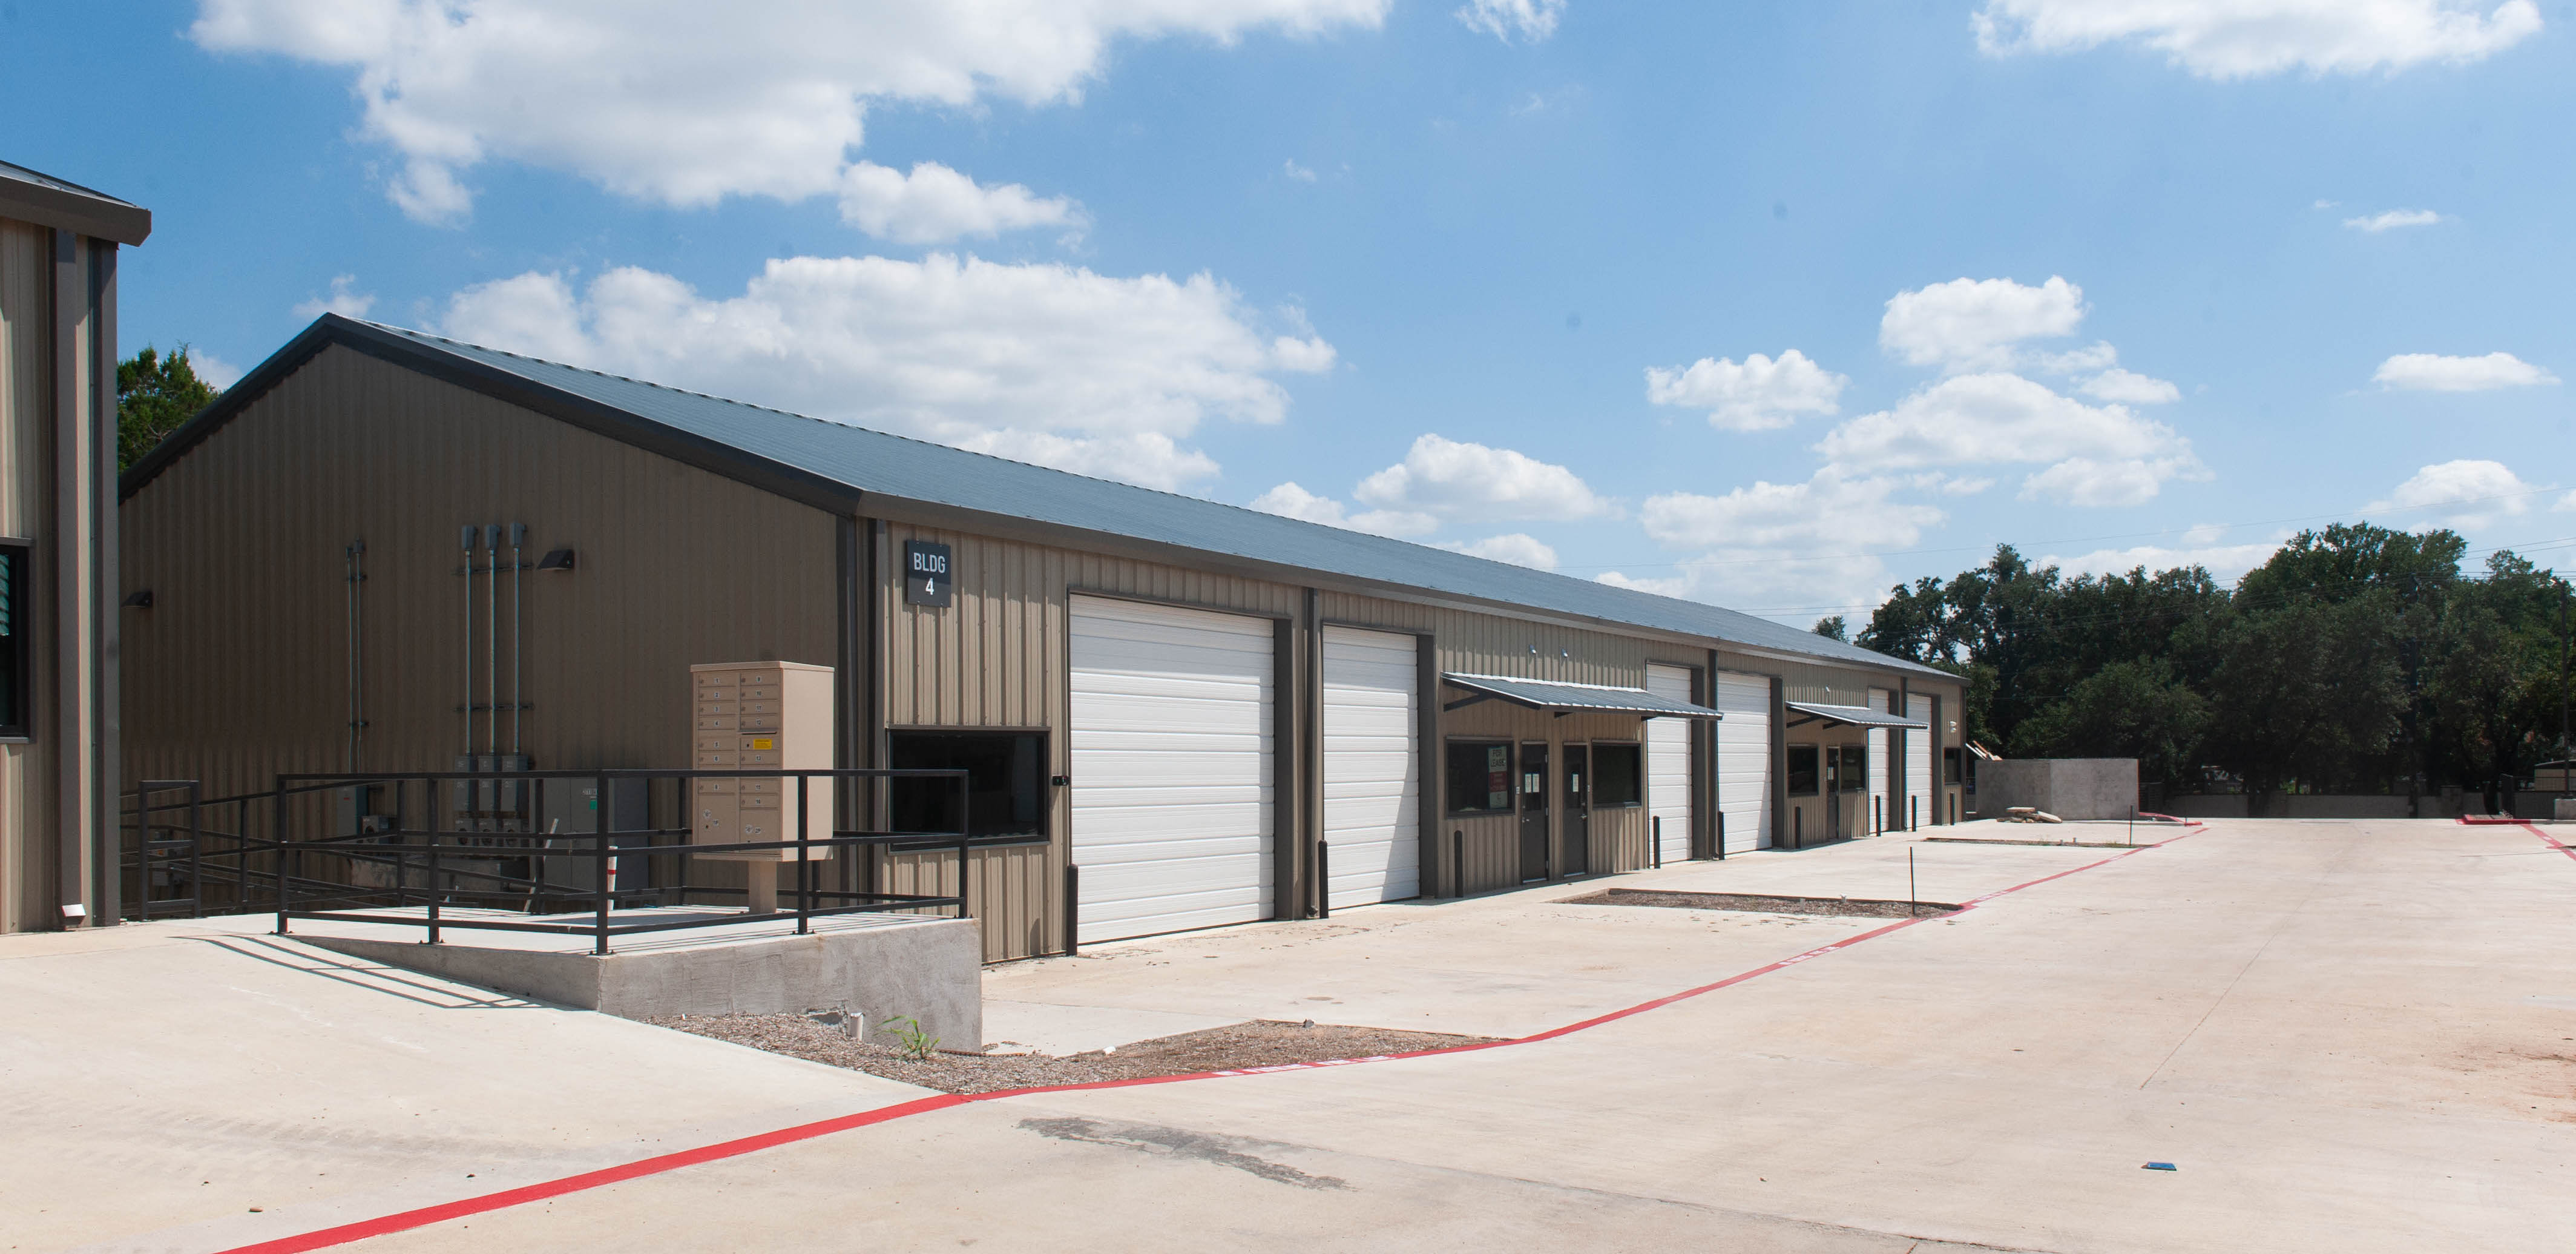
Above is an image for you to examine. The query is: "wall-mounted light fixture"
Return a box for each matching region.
[121,590,153,609]
[536,548,576,572]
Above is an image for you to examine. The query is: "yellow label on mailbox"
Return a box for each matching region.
[750,738,775,750]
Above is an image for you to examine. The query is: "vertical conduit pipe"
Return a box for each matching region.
[461,526,473,756]
[511,523,525,754]
[485,525,499,753]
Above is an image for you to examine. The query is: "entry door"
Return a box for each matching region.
[1519,742,1550,882]
[1321,626,1420,909]
[1562,744,1590,877]
[1715,672,1772,852]
[1824,747,1844,840]
[1645,664,1695,864]
[1865,689,1893,836]
[1068,596,1275,945]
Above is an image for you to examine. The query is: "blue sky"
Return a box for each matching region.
[9,1,2571,622]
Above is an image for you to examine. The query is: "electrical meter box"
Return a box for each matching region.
[690,661,834,862]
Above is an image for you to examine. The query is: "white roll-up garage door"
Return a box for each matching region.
[1904,693,1932,831]
[1646,664,1696,865]
[1865,688,1893,836]
[1069,596,1275,945]
[1715,672,1772,852]
[1322,625,1419,909]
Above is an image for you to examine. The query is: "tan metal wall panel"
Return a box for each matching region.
[119,345,837,815]
[0,219,50,931]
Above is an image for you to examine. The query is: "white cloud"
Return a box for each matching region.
[1437,533,1559,570]
[2077,366,2182,404]
[1972,1,2543,78]
[2046,527,2288,580]
[436,253,1335,492]
[1283,159,1317,182]
[1816,372,2206,505]
[2372,351,2558,392]
[836,162,1082,245]
[189,349,245,390]
[2557,490,2576,513]
[293,274,376,320]
[2344,208,2443,232]
[191,0,1388,223]
[1353,434,1612,522]
[1602,469,1948,615]
[1248,481,1438,538]
[2371,459,2542,532]
[1457,0,1563,42]
[1644,349,1847,432]
[1879,275,2086,372]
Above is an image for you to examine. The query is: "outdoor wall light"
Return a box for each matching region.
[536,548,576,571]
[121,590,153,608]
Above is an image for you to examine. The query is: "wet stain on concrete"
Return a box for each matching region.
[1017,1117,1352,1190]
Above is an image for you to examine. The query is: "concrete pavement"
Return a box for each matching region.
[12,820,2576,1252]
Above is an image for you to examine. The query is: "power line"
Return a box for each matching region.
[1556,484,2571,574]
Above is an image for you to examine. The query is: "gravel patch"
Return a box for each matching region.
[1561,887,1958,919]
[648,1014,1503,1094]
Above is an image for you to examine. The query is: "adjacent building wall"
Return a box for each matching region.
[121,346,838,833]
[0,217,117,932]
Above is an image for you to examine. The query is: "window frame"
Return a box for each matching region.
[1588,740,1644,808]
[1786,744,1819,797]
[884,726,1051,848]
[1444,738,1517,817]
[0,540,27,740]
[1838,742,1868,791]
[1943,746,1963,787]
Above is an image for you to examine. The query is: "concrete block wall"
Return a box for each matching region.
[1979,759,2138,821]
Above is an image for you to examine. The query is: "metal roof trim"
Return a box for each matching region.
[0,159,150,245]
[1782,701,1929,730]
[1442,673,1721,719]
[118,315,1957,682]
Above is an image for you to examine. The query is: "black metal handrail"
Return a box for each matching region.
[266,767,973,954]
[126,767,979,953]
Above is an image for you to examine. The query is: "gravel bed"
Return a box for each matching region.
[648,1014,1502,1094]
[1562,887,1958,919]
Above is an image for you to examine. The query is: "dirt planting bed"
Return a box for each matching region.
[649,1014,1502,1094]
[1560,887,1959,919]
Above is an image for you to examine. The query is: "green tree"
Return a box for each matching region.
[2203,593,2404,804]
[2008,659,2210,785]
[117,345,220,472]
[1811,615,1848,642]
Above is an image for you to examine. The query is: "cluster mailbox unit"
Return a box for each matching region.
[116,314,1966,959]
[691,661,834,911]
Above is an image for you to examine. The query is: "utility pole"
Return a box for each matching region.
[2559,579,2571,757]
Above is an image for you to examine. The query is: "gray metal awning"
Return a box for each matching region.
[1441,673,1721,719]
[1783,701,1928,731]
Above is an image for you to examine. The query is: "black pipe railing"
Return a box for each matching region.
[126,768,981,955]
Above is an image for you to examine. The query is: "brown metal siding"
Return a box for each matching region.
[0,219,53,932]
[119,345,837,817]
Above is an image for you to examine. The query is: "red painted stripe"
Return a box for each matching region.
[216,829,2201,1253]
[2525,822,2576,862]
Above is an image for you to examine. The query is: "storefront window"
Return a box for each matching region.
[1787,744,1819,796]
[1446,741,1514,814]
[1839,744,1867,791]
[889,730,1046,840]
[1591,742,1641,807]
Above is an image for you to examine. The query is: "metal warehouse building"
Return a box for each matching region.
[119,314,1963,961]
[0,162,146,934]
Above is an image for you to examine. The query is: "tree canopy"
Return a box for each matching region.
[1853,524,2572,799]
[117,345,221,472]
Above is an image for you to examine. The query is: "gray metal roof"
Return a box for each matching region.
[1442,673,1722,719]
[1783,701,1929,730]
[123,314,1950,681]
[0,159,150,245]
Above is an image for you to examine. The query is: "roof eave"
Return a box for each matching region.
[0,172,150,245]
